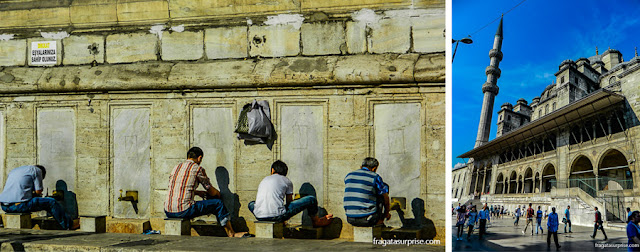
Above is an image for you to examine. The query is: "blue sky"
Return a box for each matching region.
[452,0,640,167]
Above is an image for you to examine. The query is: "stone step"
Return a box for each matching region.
[605,221,626,231]
[106,218,151,234]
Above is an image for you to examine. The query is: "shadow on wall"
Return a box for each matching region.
[215,166,248,232]
[396,198,437,240]
[55,180,78,220]
[298,182,342,239]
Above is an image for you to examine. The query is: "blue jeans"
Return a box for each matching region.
[536,218,543,233]
[1,197,70,230]
[165,199,230,226]
[248,195,318,222]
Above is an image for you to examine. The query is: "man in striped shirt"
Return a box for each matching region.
[343,157,390,226]
[164,147,246,237]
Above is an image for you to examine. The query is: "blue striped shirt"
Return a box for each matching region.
[343,168,389,218]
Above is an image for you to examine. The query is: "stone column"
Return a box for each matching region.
[506,179,510,194]
[481,167,487,195]
[539,174,544,192]
[503,179,507,194]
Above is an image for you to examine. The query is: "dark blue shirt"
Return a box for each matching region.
[627,222,640,252]
[547,212,559,232]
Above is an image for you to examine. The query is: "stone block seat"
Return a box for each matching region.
[353,225,392,242]
[5,212,32,229]
[164,218,191,236]
[384,227,424,240]
[254,221,284,238]
[80,215,106,233]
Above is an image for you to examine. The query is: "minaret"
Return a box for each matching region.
[474,16,504,148]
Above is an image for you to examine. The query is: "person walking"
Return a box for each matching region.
[627,210,640,252]
[591,206,608,240]
[514,205,521,226]
[547,207,561,249]
[522,203,535,235]
[536,205,544,235]
[479,204,491,240]
[456,205,467,240]
[564,205,572,233]
[467,205,478,240]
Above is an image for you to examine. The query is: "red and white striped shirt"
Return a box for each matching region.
[164,160,212,213]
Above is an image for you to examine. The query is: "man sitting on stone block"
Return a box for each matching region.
[165,147,246,237]
[249,160,333,227]
[0,165,78,230]
[343,157,391,227]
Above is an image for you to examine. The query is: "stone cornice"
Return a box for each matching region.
[0,53,444,94]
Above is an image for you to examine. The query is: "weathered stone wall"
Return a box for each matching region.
[0,0,445,242]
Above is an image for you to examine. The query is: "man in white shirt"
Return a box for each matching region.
[249,160,333,226]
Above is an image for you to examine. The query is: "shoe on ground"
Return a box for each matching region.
[522,230,525,234]
[556,245,561,249]
[604,237,608,241]
[590,235,594,239]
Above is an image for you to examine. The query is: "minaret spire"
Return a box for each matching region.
[474,16,504,148]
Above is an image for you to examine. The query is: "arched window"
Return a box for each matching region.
[545,104,549,114]
[552,102,556,111]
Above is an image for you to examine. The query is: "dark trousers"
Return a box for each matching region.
[514,216,520,225]
[2,197,71,230]
[592,222,607,239]
[456,224,464,238]
[547,231,560,248]
[564,219,571,232]
[346,196,384,227]
[467,225,474,239]
[479,219,487,239]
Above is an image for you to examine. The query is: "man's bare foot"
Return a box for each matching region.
[231,232,248,237]
[312,214,334,227]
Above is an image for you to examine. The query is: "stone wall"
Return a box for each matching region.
[0,0,445,242]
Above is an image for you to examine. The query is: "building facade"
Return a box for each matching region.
[458,24,640,226]
[0,0,445,240]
